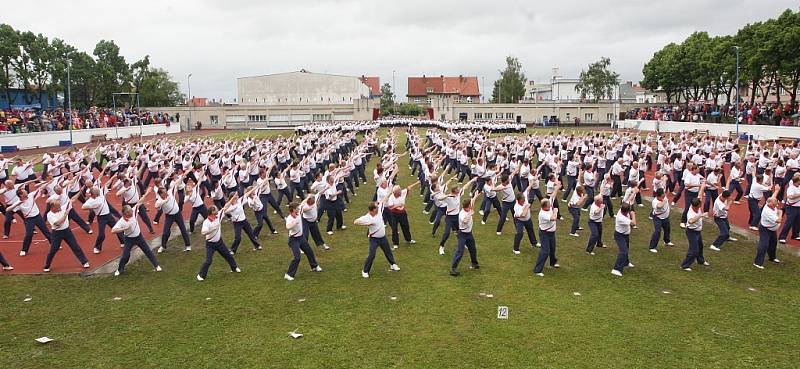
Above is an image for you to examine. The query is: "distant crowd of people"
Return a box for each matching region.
[625,101,800,126]
[0,108,176,134]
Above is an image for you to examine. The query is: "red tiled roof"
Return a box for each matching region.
[359,76,382,97]
[407,76,480,97]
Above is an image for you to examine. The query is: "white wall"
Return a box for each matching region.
[617,120,800,140]
[0,124,181,150]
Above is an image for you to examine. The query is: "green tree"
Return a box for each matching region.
[575,57,620,102]
[139,68,183,107]
[379,82,395,115]
[93,39,130,106]
[0,24,20,105]
[491,56,526,103]
[776,9,800,106]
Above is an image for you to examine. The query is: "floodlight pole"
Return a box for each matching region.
[66,52,73,145]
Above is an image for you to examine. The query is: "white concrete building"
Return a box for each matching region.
[237,70,374,106]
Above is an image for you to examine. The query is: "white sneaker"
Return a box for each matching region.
[157,246,165,253]
[327,231,334,235]
[155,265,162,272]
[771,259,781,264]
[481,221,486,225]
[19,251,26,256]
[535,242,541,247]
[341,226,347,230]
[120,244,124,248]
[709,245,721,251]
[114,270,121,276]
[627,263,634,268]
[235,267,242,273]
[753,263,764,269]
[196,275,204,281]
[794,237,800,241]
[1,235,6,239]
[513,250,521,255]
[665,242,675,246]
[429,221,435,225]
[390,264,400,271]
[733,201,740,204]
[729,237,738,242]
[361,271,369,278]
[587,251,595,255]
[88,230,93,234]
[83,263,90,268]
[393,245,399,249]
[683,267,692,271]
[611,269,623,277]
[581,208,588,212]
[409,240,416,244]
[496,232,502,235]
[578,227,584,230]
[553,263,560,268]
[670,202,676,206]
[779,239,786,244]
[703,261,710,266]
[93,248,100,254]
[561,199,567,203]
[679,223,686,228]
[2,266,13,271]
[638,204,644,207]
[43,268,50,273]
[438,246,445,255]
[312,266,322,272]
[649,249,658,253]
[284,273,294,281]
[748,226,758,231]
[479,210,485,216]
[423,211,429,214]
[569,233,579,237]
[184,246,192,252]
[535,272,544,277]
[322,244,330,250]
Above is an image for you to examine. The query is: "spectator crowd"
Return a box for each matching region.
[625,101,800,126]
[0,107,176,134]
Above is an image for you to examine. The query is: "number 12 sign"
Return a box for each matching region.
[497,306,509,320]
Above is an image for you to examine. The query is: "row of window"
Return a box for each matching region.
[242,96,356,103]
[474,113,515,120]
[412,96,474,104]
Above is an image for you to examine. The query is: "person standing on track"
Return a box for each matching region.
[43,197,90,272]
[197,204,241,281]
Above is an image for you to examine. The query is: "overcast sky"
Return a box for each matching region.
[3,0,797,102]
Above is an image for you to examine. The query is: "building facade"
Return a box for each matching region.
[237,70,376,106]
[406,75,480,105]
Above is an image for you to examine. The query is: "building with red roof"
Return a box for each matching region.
[407,75,480,105]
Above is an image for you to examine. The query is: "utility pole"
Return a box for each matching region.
[187,73,193,131]
[734,46,740,137]
[66,52,73,145]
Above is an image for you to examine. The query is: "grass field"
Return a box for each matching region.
[2,129,798,369]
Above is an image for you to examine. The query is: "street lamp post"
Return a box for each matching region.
[734,46,740,137]
[66,52,73,145]
[187,73,193,131]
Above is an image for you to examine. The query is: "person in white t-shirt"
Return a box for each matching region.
[284,202,322,281]
[585,195,606,254]
[43,197,89,272]
[648,188,674,253]
[611,202,636,276]
[450,191,481,276]
[778,175,800,243]
[681,197,709,271]
[710,189,736,251]
[754,196,782,269]
[354,191,399,278]
[533,185,561,277]
[196,204,241,281]
[386,182,419,249]
[111,190,162,276]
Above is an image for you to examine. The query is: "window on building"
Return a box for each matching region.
[505,113,513,119]
[607,113,614,122]
[426,87,434,93]
[414,97,421,103]
[426,98,432,105]
[210,115,219,126]
[495,113,503,119]
[475,113,483,120]
[466,96,472,103]
[585,113,594,121]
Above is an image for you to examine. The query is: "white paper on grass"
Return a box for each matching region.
[35,337,53,344]
[289,331,303,339]
[23,297,32,302]
[389,296,397,301]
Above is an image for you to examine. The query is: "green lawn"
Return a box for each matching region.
[1,129,798,369]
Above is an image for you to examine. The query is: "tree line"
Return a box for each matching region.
[641,9,800,107]
[0,24,184,110]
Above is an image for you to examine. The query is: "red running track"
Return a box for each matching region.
[0,189,201,275]
[642,162,800,249]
